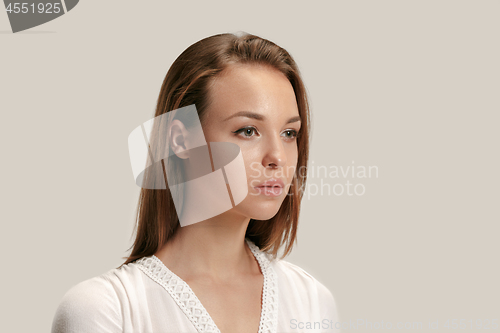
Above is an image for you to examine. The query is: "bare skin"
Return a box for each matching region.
[155,63,301,333]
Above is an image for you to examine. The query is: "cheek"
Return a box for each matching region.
[241,149,262,187]
[286,144,299,170]
[201,124,221,143]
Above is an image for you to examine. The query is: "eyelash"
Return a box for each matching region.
[232,126,299,141]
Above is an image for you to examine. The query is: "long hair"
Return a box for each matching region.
[123,32,311,265]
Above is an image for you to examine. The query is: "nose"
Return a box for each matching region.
[262,134,287,169]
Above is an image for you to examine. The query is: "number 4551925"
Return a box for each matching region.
[6,3,62,14]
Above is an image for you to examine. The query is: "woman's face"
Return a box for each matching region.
[201,64,301,220]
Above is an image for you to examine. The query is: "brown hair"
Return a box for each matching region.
[122,32,310,265]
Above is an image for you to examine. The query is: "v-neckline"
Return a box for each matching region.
[135,238,279,333]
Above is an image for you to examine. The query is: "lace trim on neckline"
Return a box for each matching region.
[135,238,278,333]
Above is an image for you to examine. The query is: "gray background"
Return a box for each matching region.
[1,1,498,332]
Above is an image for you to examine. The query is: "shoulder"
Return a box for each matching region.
[51,264,138,333]
[272,258,339,319]
[273,259,332,295]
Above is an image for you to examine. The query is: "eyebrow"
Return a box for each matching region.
[223,111,301,124]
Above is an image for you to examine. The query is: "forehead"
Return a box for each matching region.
[205,64,299,121]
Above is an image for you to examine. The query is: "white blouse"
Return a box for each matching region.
[52,238,340,333]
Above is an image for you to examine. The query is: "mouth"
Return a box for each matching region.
[254,185,283,197]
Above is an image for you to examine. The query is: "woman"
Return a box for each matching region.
[52,32,340,333]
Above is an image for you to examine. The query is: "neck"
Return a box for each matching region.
[154,211,258,282]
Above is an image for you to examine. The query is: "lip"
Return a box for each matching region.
[255,178,285,188]
[254,178,285,197]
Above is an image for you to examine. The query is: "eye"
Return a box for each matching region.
[233,126,258,139]
[282,129,298,141]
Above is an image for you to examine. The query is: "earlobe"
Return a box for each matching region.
[169,119,190,159]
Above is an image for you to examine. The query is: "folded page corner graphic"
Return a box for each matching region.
[65,0,79,12]
[4,0,80,33]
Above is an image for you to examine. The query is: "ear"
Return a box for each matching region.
[169,119,190,159]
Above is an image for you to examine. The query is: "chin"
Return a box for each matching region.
[237,196,285,221]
